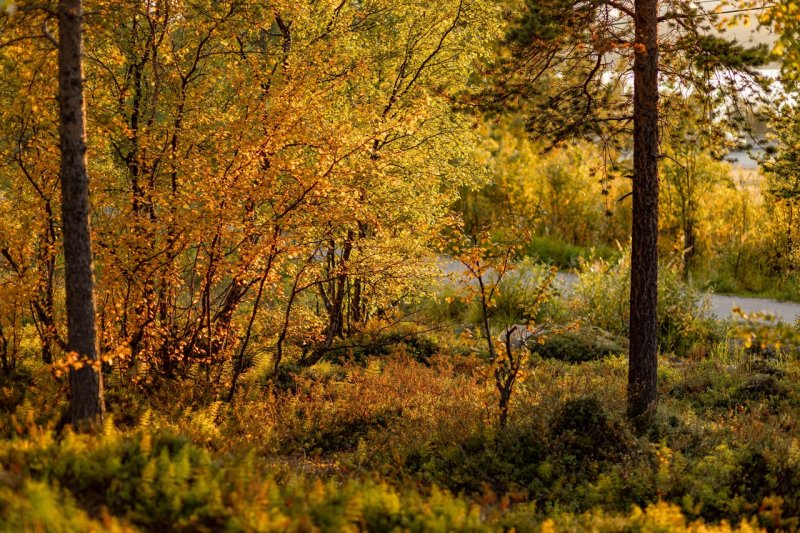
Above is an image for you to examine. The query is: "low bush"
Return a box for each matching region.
[570,250,722,356]
[534,326,627,362]
[3,341,800,530]
[0,427,491,532]
[425,258,564,333]
[549,397,631,466]
[325,328,440,366]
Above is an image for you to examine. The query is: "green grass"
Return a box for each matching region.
[699,271,800,303]
[522,235,618,269]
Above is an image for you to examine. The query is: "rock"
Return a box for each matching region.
[498,324,537,350]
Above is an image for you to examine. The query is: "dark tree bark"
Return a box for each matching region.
[628,0,659,418]
[58,0,105,424]
[682,217,695,280]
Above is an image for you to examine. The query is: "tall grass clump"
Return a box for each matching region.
[570,250,723,356]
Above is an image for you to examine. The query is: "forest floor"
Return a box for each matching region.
[2,309,799,531]
[1,255,797,532]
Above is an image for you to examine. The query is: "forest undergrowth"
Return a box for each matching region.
[2,262,799,532]
[2,0,800,530]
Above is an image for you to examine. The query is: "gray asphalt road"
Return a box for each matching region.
[706,294,800,324]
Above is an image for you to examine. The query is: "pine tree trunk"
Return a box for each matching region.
[58,0,104,424]
[628,0,659,418]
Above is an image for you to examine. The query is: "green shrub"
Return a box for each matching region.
[407,425,548,496]
[0,426,497,532]
[0,479,134,532]
[570,250,720,355]
[548,397,631,473]
[325,330,440,366]
[733,374,785,402]
[534,326,627,363]
[425,258,564,335]
[5,345,800,531]
[700,253,800,302]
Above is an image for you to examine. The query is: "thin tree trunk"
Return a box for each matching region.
[628,0,659,419]
[682,218,695,281]
[58,0,104,425]
[787,202,793,267]
[0,324,10,375]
